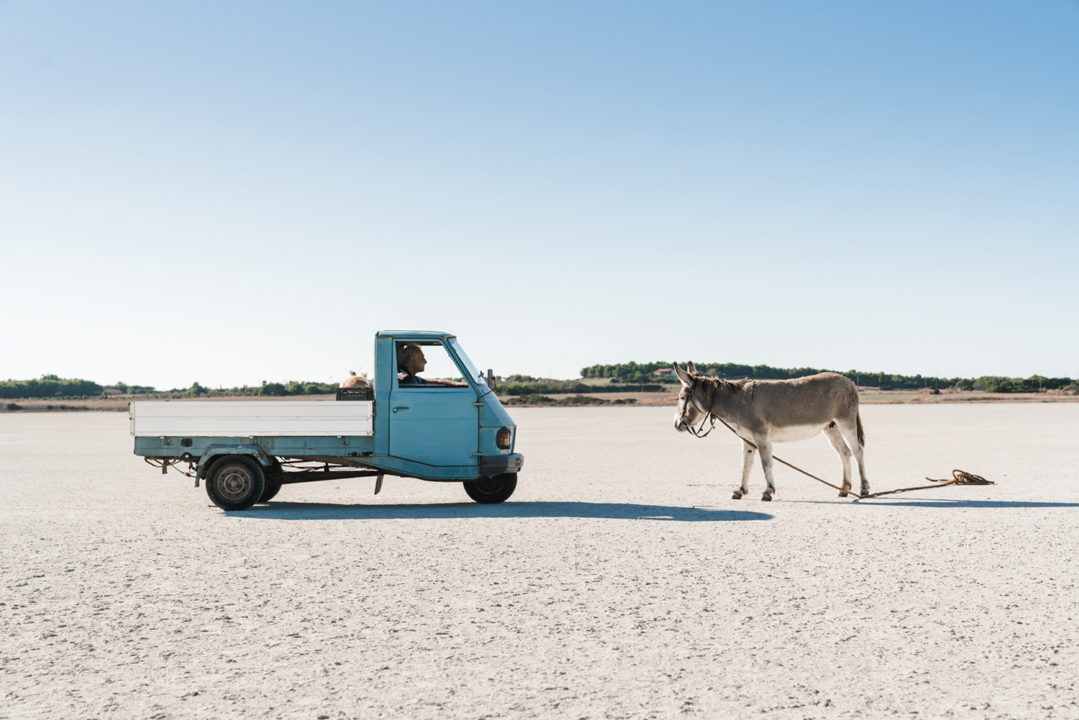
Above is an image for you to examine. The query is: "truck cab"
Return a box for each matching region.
[374,330,522,482]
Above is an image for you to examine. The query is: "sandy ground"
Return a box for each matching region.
[2,405,1078,719]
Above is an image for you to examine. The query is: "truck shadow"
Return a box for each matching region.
[230,501,773,522]
[790,499,1079,509]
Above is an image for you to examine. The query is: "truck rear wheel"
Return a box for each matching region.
[464,473,517,504]
[206,457,266,511]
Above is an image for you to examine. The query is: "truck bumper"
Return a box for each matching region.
[479,453,524,478]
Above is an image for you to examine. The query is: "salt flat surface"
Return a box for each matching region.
[2,405,1078,719]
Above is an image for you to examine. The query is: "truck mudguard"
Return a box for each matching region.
[195,444,276,479]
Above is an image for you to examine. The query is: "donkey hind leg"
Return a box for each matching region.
[823,423,852,497]
[756,438,776,501]
[732,441,755,500]
[836,416,869,496]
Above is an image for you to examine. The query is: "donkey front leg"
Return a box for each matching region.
[732,441,755,500]
[756,438,776,501]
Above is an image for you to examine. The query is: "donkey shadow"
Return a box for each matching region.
[228,501,773,522]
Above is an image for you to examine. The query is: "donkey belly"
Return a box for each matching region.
[766,423,829,443]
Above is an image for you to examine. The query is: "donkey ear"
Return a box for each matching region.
[673,363,693,386]
[686,361,698,374]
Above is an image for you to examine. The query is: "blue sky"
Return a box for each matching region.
[2,1,1077,388]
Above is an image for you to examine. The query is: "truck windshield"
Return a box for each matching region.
[448,339,488,388]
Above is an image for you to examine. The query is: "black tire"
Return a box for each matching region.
[464,473,517,504]
[258,474,282,504]
[206,457,266,511]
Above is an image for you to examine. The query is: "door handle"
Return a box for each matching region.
[392,405,410,414]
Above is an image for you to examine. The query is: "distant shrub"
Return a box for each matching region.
[968,376,1072,393]
[0,376,104,399]
[260,382,288,396]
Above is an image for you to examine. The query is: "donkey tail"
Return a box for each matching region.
[856,412,866,447]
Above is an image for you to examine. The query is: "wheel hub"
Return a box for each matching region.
[218,468,251,501]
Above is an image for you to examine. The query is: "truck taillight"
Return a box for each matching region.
[496,427,512,449]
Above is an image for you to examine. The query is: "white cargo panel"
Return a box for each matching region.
[130,400,373,437]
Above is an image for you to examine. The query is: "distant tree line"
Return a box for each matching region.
[504,395,639,407]
[500,376,663,396]
[164,380,340,397]
[580,362,1078,393]
[0,375,104,399]
[112,381,157,394]
[253,381,339,396]
[6,368,1078,400]
[0,376,340,399]
[959,376,1076,394]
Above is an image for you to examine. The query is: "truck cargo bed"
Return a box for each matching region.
[130,400,373,437]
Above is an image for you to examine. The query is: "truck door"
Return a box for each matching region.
[388,342,478,467]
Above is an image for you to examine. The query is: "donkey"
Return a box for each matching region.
[673,362,868,501]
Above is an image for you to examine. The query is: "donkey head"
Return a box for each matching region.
[673,362,708,432]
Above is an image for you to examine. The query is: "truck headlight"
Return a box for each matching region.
[496,427,513,449]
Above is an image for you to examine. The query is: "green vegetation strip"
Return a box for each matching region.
[581,362,1078,394]
[5,363,1078,401]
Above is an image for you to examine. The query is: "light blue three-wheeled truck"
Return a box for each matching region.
[131,331,523,511]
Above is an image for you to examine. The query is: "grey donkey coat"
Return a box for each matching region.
[673,363,869,501]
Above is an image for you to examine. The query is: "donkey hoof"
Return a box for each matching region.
[732,490,744,500]
[838,490,849,498]
[761,492,773,502]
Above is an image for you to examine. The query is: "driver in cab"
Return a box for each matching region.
[397,344,429,385]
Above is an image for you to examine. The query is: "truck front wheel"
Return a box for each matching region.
[464,473,517,504]
[206,457,266,511]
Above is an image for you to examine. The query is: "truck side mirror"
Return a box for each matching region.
[486,369,497,391]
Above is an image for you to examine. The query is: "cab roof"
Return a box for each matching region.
[376,330,456,341]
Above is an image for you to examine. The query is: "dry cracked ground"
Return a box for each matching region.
[2,405,1078,719]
